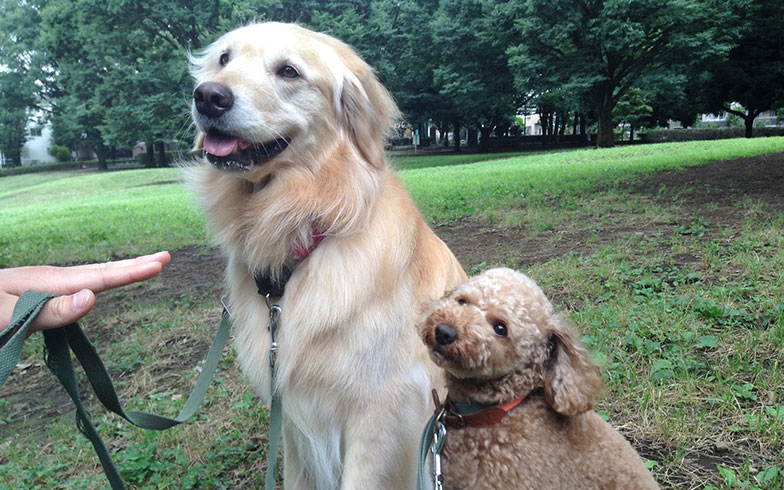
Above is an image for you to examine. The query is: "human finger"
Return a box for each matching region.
[28,289,96,332]
[74,251,171,272]
[4,251,171,296]
[0,291,18,330]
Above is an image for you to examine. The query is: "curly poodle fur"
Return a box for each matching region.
[419,268,659,490]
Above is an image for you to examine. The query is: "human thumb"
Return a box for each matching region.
[30,289,96,333]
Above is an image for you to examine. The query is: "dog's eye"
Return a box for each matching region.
[219,53,230,67]
[457,298,467,306]
[278,65,300,79]
[493,321,508,337]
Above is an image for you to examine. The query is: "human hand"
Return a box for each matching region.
[0,251,171,333]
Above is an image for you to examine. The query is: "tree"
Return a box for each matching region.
[0,72,30,166]
[0,0,49,166]
[699,0,784,138]
[507,0,715,147]
[613,88,653,142]
[432,0,519,152]
[38,0,115,167]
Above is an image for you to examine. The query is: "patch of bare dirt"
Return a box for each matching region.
[0,247,226,438]
[89,246,226,320]
[436,151,784,272]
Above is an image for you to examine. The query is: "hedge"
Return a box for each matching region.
[0,159,133,177]
[640,126,784,143]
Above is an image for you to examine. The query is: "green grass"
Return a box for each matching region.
[524,211,784,488]
[1,137,783,488]
[2,138,782,267]
[0,298,270,489]
[389,150,540,170]
[0,169,205,266]
[401,137,784,224]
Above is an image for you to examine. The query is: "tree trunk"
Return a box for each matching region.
[145,142,155,168]
[558,112,566,137]
[453,119,461,152]
[595,87,616,148]
[156,141,168,167]
[441,122,449,148]
[744,115,754,138]
[467,127,478,149]
[9,147,22,167]
[95,143,108,170]
[479,126,493,153]
[596,101,615,148]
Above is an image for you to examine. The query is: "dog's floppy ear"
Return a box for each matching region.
[334,51,400,169]
[543,316,604,416]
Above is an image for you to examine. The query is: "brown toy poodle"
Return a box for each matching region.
[419,268,659,490]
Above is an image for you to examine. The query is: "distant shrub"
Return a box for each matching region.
[0,158,134,177]
[640,127,784,143]
[49,145,72,162]
[135,152,155,167]
[389,136,413,146]
[0,161,85,177]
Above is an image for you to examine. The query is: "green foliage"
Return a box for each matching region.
[506,0,719,147]
[613,88,654,139]
[48,144,71,162]
[431,0,518,143]
[1,0,781,160]
[0,0,47,166]
[699,0,784,137]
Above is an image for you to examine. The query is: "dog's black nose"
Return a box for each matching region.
[193,82,234,118]
[435,323,458,346]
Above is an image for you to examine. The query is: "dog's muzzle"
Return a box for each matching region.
[200,129,291,172]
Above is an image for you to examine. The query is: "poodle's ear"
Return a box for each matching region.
[543,316,604,416]
[332,44,400,169]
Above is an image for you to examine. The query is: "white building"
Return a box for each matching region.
[0,119,56,167]
[20,122,56,165]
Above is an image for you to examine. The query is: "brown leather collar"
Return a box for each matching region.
[433,389,539,429]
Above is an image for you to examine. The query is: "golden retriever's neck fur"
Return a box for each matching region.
[188,140,383,279]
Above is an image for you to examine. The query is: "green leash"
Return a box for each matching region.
[0,290,232,490]
[265,298,283,490]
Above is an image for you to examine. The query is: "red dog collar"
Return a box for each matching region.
[434,389,536,429]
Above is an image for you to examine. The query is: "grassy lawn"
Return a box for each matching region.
[1,137,783,488]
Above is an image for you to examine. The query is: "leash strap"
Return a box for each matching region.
[417,391,447,490]
[1,291,54,386]
[265,299,283,490]
[265,377,283,489]
[1,290,232,489]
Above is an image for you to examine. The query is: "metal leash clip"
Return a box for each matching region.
[220,296,232,318]
[265,294,282,369]
[431,408,447,490]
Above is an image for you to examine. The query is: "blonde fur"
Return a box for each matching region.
[419,268,659,489]
[185,23,465,489]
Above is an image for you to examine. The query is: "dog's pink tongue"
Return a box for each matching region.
[203,132,238,156]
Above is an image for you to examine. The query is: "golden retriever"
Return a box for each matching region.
[185,22,466,489]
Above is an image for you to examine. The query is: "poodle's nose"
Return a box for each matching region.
[435,323,458,346]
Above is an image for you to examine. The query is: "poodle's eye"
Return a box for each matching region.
[493,321,508,337]
[457,298,467,306]
[278,65,300,79]
[219,52,230,67]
